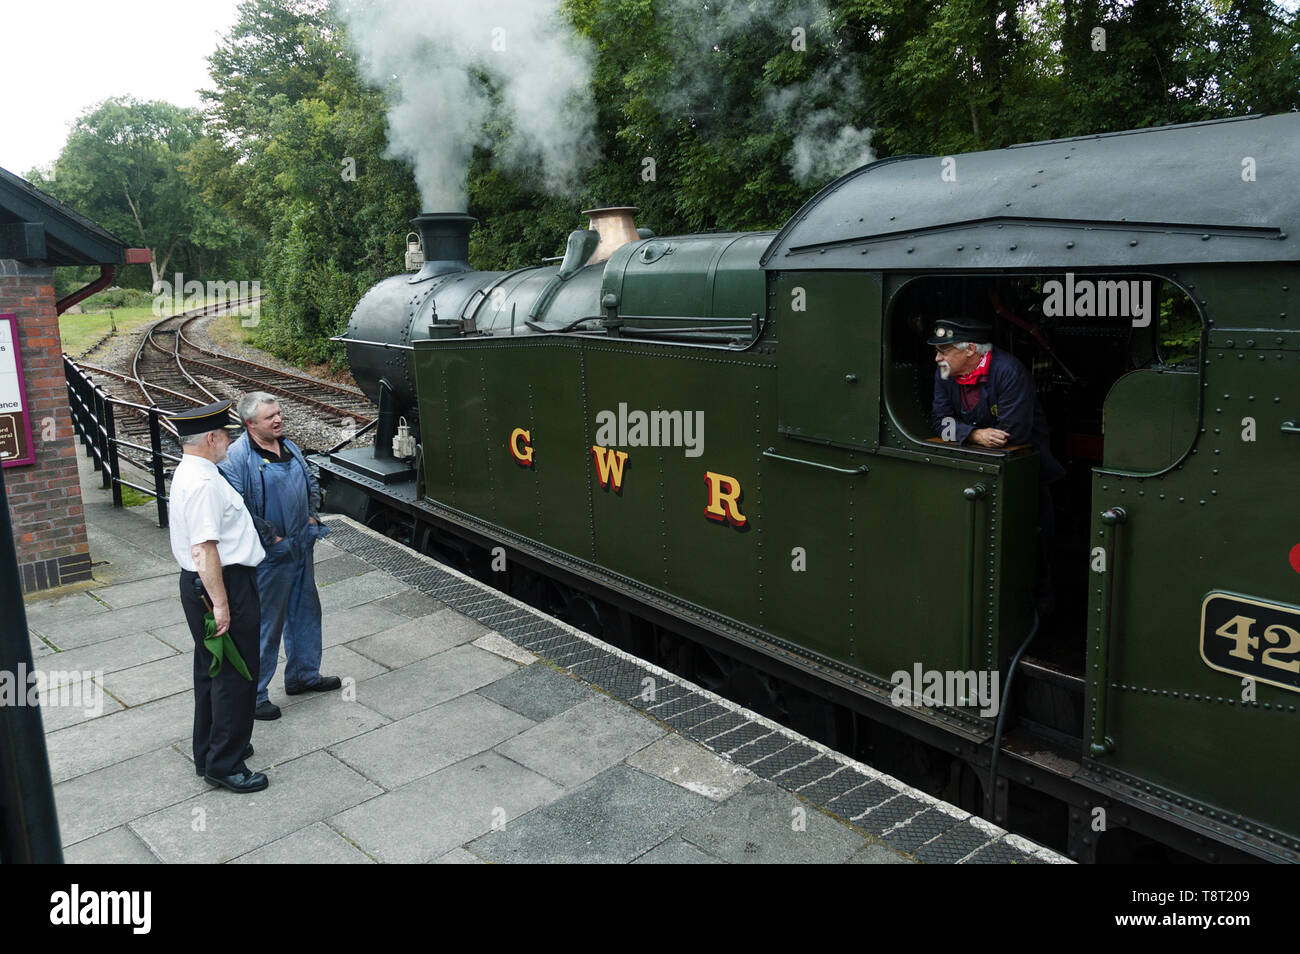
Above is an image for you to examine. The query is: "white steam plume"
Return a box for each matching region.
[340,0,597,211]
[659,0,875,184]
[765,61,876,183]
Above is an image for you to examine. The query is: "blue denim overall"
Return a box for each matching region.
[254,454,325,702]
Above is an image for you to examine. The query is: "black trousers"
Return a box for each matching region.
[179,565,260,777]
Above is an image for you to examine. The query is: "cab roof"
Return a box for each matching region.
[761,112,1300,272]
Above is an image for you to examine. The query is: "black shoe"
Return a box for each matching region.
[285,675,342,696]
[196,744,254,777]
[254,700,282,720]
[204,770,269,794]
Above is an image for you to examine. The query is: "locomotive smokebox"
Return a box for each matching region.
[409,212,477,281]
[342,211,480,468]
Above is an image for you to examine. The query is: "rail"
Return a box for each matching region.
[65,355,177,528]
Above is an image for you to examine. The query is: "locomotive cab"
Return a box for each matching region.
[884,272,1204,692]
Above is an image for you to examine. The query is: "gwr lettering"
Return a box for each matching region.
[703,471,747,527]
[591,445,629,491]
[509,427,534,466]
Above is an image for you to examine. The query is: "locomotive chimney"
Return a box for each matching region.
[410,212,477,281]
[582,206,639,264]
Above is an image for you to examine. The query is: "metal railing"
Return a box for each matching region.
[65,355,176,528]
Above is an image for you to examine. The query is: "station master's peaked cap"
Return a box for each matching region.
[927,317,993,346]
[166,400,242,437]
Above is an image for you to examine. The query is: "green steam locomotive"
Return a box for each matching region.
[317,112,1300,862]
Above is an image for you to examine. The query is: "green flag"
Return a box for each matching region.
[203,612,252,681]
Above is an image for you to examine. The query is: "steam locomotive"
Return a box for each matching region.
[314,112,1300,863]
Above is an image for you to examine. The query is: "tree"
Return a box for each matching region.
[190,0,421,364]
[31,97,252,289]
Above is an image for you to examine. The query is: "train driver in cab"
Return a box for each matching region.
[929,317,1065,614]
[929,317,1062,477]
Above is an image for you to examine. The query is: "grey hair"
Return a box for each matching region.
[954,341,993,355]
[238,391,280,424]
[180,429,220,447]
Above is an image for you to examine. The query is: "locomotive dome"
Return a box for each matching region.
[762,112,1300,271]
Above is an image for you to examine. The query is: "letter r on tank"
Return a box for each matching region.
[703,471,747,527]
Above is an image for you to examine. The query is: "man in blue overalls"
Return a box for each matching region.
[929,317,1065,616]
[220,392,339,720]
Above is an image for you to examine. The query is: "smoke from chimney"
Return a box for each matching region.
[340,0,598,211]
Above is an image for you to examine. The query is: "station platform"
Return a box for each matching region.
[19,452,1068,864]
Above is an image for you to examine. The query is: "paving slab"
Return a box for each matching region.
[39,683,124,732]
[34,632,177,686]
[231,822,375,864]
[129,751,383,864]
[477,662,592,723]
[329,692,535,789]
[355,643,518,721]
[44,693,192,783]
[330,750,563,863]
[849,842,913,864]
[472,632,536,665]
[348,608,489,668]
[93,573,185,610]
[94,652,194,707]
[234,692,390,771]
[267,644,390,710]
[633,837,726,864]
[316,571,406,612]
[321,603,412,649]
[493,695,665,788]
[374,589,446,619]
[432,847,485,864]
[21,590,111,627]
[679,780,867,864]
[82,504,176,561]
[470,763,717,864]
[626,732,756,802]
[148,621,196,654]
[34,598,184,650]
[84,523,177,584]
[312,553,375,586]
[55,746,208,845]
[313,541,343,564]
[62,825,160,864]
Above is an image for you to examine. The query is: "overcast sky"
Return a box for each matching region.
[0,0,245,177]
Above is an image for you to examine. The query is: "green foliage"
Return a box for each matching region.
[29,97,259,290]
[192,0,419,365]
[81,287,155,310]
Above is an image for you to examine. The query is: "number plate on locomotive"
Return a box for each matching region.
[1200,592,1300,693]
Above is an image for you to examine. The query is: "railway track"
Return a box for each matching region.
[76,298,377,475]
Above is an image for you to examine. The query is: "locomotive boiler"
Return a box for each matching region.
[317,112,1300,863]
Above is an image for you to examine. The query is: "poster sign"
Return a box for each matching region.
[0,313,35,468]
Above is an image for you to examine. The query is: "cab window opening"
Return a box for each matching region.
[883,272,1205,676]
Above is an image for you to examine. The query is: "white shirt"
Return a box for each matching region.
[169,454,266,571]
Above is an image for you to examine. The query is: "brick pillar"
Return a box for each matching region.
[0,260,91,592]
